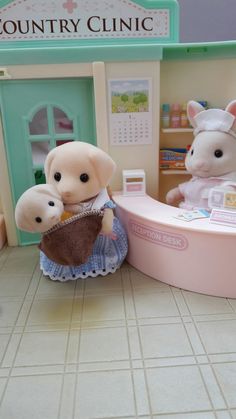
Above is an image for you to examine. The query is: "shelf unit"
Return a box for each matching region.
[159,125,193,202]
[161,169,188,175]
[161,128,193,133]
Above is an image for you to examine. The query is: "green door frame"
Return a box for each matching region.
[0,76,96,245]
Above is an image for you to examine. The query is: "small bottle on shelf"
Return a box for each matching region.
[161,103,170,128]
[170,103,181,128]
[180,103,189,128]
[198,100,208,109]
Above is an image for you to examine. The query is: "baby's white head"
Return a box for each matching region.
[15,184,64,233]
[186,100,236,178]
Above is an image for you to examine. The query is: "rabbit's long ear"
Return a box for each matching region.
[187,101,205,128]
[225,100,236,117]
[226,100,236,133]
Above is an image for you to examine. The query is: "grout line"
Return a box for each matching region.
[71,279,86,419]
[227,298,236,313]
[121,268,140,418]
[128,266,154,419]
[0,256,40,368]
[170,287,218,419]
[57,279,77,419]
[1,252,236,418]
[180,290,234,419]
[0,255,42,407]
[89,411,235,419]
[0,246,11,270]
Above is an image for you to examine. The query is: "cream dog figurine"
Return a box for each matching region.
[40,141,128,281]
[44,141,116,237]
[15,184,64,233]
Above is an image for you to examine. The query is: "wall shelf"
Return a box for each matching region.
[162,128,193,133]
[161,170,189,175]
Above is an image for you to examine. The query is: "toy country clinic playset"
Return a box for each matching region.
[1,0,236,296]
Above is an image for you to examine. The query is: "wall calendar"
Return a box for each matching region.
[108,78,152,146]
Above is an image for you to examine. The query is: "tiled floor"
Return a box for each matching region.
[0,245,236,419]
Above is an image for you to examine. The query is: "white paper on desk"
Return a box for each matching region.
[174,209,210,222]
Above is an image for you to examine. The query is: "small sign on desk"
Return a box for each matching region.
[210,208,236,227]
[123,169,146,196]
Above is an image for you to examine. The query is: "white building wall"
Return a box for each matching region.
[105,61,160,198]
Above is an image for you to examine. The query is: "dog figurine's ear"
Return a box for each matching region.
[88,147,116,188]
[44,147,58,182]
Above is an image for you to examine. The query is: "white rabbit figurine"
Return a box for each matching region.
[166,100,236,211]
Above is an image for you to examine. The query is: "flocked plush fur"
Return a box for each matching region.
[15,184,64,233]
[15,142,128,280]
[40,141,128,280]
[44,141,116,236]
[166,100,236,211]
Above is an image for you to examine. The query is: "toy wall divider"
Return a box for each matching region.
[0,60,160,245]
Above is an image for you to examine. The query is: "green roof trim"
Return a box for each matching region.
[163,41,236,61]
[0,1,235,64]
[0,41,163,65]
[0,0,12,6]
[0,40,236,66]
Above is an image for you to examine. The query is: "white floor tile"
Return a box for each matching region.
[0,275,32,297]
[153,413,215,419]
[229,299,236,311]
[200,364,227,409]
[216,411,232,419]
[0,378,6,400]
[213,363,236,408]
[0,300,23,328]
[82,294,126,321]
[14,330,69,366]
[133,291,179,318]
[139,323,193,358]
[130,268,170,291]
[74,370,136,418]
[197,320,236,354]
[146,365,212,414]
[183,291,233,315]
[79,327,129,362]
[0,245,235,418]
[26,298,74,325]
[0,334,10,363]
[35,275,76,299]
[0,374,62,419]
[58,373,76,419]
[84,271,123,292]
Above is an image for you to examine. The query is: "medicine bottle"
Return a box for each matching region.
[170,103,181,128]
[161,103,170,128]
[180,103,189,128]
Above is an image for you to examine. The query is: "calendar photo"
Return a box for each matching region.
[109,78,152,146]
[110,79,149,113]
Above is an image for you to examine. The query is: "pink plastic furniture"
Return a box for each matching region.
[113,193,236,298]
